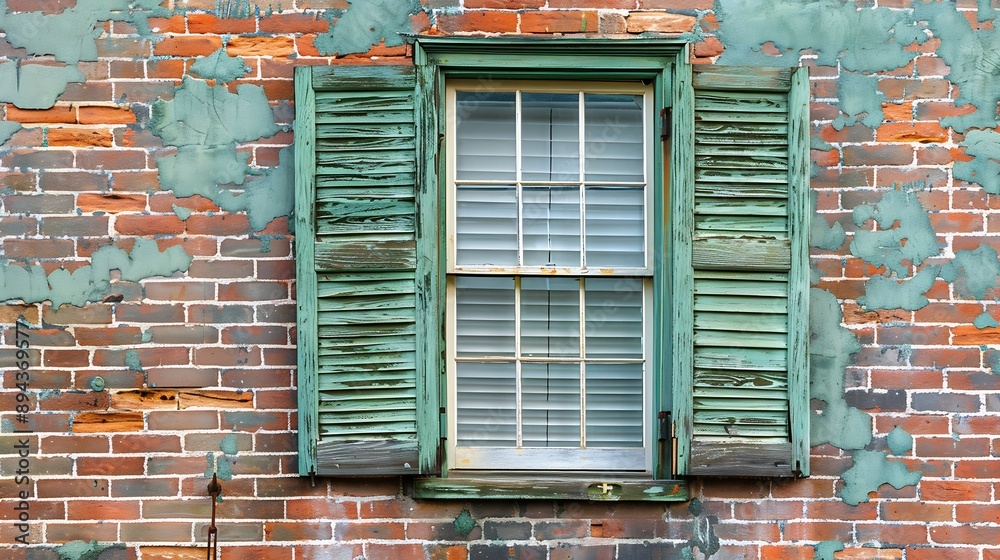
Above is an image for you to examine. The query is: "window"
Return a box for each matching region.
[294,38,810,499]
[447,82,654,472]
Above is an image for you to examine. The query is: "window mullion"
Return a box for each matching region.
[578,90,586,269]
[515,89,524,268]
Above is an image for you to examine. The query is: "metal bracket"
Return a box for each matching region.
[660,107,672,141]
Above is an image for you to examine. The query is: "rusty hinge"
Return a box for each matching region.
[206,473,222,560]
[660,107,672,141]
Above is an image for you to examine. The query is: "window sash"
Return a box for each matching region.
[446,80,656,472]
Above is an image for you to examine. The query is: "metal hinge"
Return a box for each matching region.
[660,107,672,141]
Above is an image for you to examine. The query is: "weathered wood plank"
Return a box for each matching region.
[694,183,788,199]
[320,421,417,437]
[315,438,418,475]
[317,274,414,297]
[413,477,689,501]
[689,441,794,477]
[315,153,415,172]
[314,240,416,271]
[693,369,788,390]
[316,136,415,152]
[311,64,416,91]
[316,123,415,139]
[693,65,793,91]
[694,167,788,184]
[318,323,416,338]
[694,347,787,371]
[694,198,787,215]
[691,424,789,438]
[692,237,791,270]
[695,109,787,122]
[694,311,787,333]
[696,154,787,171]
[694,294,787,313]
[694,278,788,297]
[695,121,788,137]
[696,215,787,234]
[694,329,788,349]
[315,111,413,125]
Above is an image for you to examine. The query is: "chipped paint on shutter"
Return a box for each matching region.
[674,65,809,477]
[296,65,421,475]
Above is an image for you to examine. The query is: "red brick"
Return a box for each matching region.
[842,144,914,166]
[260,13,330,33]
[77,105,137,125]
[956,504,1000,524]
[625,11,696,33]
[922,480,992,501]
[77,456,146,476]
[219,281,288,301]
[38,478,110,499]
[6,104,76,123]
[114,214,186,235]
[227,36,295,57]
[875,122,949,143]
[185,213,251,235]
[112,434,182,453]
[148,410,219,430]
[154,35,224,57]
[4,239,74,258]
[335,521,405,540]
[73,412,144,433]
[147,14,187,33]
[882,501,954,522]
[930,525,1000,545]
[187,13,257,34]
[46,126,114,147]
[521,10,598,33]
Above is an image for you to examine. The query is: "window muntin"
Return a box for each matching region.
[445,80,654,472]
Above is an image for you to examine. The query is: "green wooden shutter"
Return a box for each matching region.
[296,65,434,476]
[672,65,810,477]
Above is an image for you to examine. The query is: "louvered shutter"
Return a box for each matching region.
[296,65,434,476]
[672,66,810,477]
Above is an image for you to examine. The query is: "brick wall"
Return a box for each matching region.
[2,0,999,558]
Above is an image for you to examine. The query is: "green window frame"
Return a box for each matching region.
[294,37,810,500]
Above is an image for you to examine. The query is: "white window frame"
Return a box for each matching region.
[444,79,656,473]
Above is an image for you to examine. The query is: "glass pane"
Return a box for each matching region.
[521,277,580,358]
[585,278,643,359]
[523,362,581,447]
[456,276,515,357]
[584,94,644,183]
[456,185,518,266]
[456,362,516,446]
[585,186,644,268]
[523,186,581,267]
[522,93,580,182]
[586,363,643,447]
[456,91,516,181]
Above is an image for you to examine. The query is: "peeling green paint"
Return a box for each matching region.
[838,449,922,506]
[217,0,255,19]
[810,191,846,251]
[914,1,1000,132]
[886,426,913,456]
[172,204,192,221]
[220,432,239,455]
[810,288,871,450]
[0,238,193,308]
[716,0,926,72]
[975,312,999,329]
[314,0,421,56]
[0,0,167,109]
[831,71,884,130]
[453,508,476,537]
[954,130,1000,193]
[857,266,940,312]
[851,183,939,278]
[190,48,249,84]
[124,349,143,372]
[56,540,125,560]
[150,73,292,232]
[813,540,845,560]
[0,121,21,145]
[0,62,85,109]
[941,245,1000,300]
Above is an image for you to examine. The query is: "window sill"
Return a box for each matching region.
[411,476,689,501]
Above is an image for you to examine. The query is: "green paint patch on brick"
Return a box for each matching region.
[172,204,192,221]
[954,130,1000,194]
[150,75,292,232]
[838,449,921,506]
[832,71,884,130]
[810,288,871,451]
[0,121,21,145]
[887,426,913,455]
[975,312,999,329]
[810,191,846,251]
[314,0,422,56]
[0,238,193,308]
[941,245,1000,300]
[716,0,926,72]
[190,48,249,83]
[453,508,476,537]
[124,349,143,372]
[813,540,845,560]
[915,2,1000,132]
[57,540,125,560]
[220,432,239,455]
[857,266,940,312]
[851,183,939,278]
[0,0,168,109]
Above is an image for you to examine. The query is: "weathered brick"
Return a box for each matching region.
[73,411,144,433]
[153,34,224,57]
[148,410,219,431]
[521,10,598,33]
[227,36,295,57]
